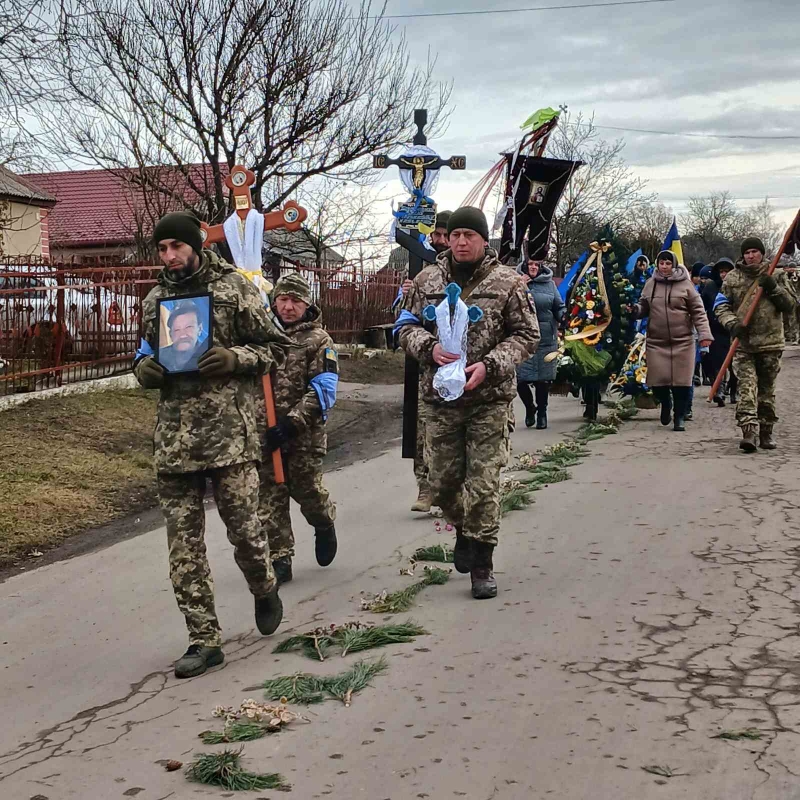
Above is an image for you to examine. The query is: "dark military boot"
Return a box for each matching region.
[174,644,224,679]
[535,383,548,429]
[255,585,283,635]
[759,425,777,450]
[470,542,497,600]
[315,524,337,566]
[272,556,293,585]
[740,425,758,453]
[453,528,474,574]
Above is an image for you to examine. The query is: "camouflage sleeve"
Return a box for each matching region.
[231,277,291,375]
[133,288,159,384]
[715,275,738,332]
[766,271,796,314]
[398,278,437,363]
[286,332,336,431]
[482,278,540,381]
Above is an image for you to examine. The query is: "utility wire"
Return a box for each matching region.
[585,123,800,142]
[376,0,675,21]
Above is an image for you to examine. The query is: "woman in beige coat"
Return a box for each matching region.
[635,250,713,431]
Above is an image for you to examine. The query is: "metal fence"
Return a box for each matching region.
[278,264,400,342]
[0,258,401,396]
[0,258,160,396]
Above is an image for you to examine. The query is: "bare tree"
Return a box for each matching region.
[547,110,655,272]
[740,198,783,256]
[627,201,674,261]
[41,0,450,227]
[0,0,55,167]
[288,178,391,269]
[681,191,783,263]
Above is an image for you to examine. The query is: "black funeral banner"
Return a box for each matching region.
[500,156,583,263]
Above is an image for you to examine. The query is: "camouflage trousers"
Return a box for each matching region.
[425,400,510,546]
[157,462,275,648]
[414,404,429,494]
[259,449,336,561]
[784,308,800,345]
[732,350,783,429]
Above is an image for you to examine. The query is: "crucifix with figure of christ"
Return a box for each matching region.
[372,110,467,459]
[201,165,309,483]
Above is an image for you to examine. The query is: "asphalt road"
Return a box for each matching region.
[3,356,800,799]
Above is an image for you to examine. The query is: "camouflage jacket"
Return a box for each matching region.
[715,260,795,352]
[134,250,289,474]
[399,248,540,406]
[260,306,337,456]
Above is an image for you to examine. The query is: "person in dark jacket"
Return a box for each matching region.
[516,248,565,429]
[701,257,736,405]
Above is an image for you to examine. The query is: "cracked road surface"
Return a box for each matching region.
[3,353,800,799]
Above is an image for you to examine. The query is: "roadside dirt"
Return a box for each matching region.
[338,349,405,384]
[0,378,403,579]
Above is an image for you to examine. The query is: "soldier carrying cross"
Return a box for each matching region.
[134,178,304,678]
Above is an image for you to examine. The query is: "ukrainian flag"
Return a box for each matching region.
[662,218,685,266]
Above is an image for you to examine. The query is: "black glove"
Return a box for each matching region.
[136,356,165,389]
[198,347,237,379]
[265,417,298,451]
[730,322,747,340]
[759,273,778,293]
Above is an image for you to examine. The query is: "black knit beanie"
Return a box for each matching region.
[691,261,705,278]
[152,211,204,257]
[435,210,452,231]
[447,206,489,242]
[741,237,765,257]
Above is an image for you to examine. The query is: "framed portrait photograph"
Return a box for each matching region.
[155,293,213,374]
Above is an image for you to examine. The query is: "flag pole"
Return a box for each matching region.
[708,209,800,403]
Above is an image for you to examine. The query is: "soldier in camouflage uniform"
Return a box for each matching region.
[397,210,453,513]
[780,257,800,344]
[398,207,540,599]
[258,273,338,585]
[134,211,289,679]
[715,236,795,452]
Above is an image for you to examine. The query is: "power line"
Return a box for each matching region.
[376,0,675,21]
[584,123,800,142]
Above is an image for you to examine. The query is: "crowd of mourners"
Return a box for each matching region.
[513,237,798,448]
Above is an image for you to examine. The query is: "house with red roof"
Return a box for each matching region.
[0,165,57,259]
[21,166,344,269]
[22,166,217,262]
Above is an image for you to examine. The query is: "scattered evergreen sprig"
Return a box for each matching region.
[263,657,388,706]
[199,721,270,744]
[273,621,427,661]
[500,480,535,514]
[185,748,289,791]
[411,544,455,563]
[361,567,450,614]
[574,420,620,441]
[713,728,762,741]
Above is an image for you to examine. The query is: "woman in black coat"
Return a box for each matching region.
[701,257,736,405]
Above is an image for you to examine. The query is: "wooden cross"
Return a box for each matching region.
[372,110,466,196]
[200,165,307,246]
[199,164,306,486]
[372,109,468,460]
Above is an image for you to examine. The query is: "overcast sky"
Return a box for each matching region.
[373,0,800,228]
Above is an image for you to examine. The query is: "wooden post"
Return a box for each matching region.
[372,110,467,459]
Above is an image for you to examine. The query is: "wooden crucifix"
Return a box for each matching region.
[200,165,307,244]
[373,110,467,459]
[201,164,309,484]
